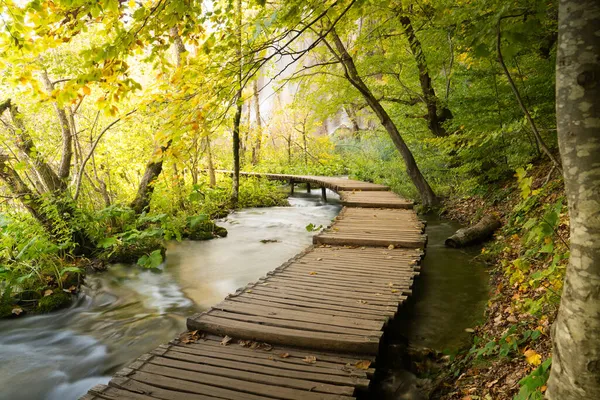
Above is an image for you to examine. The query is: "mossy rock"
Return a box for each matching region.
[101,237,166,264]
[184,220,228,240]
[214,225,228,237]
[37,292,72,313]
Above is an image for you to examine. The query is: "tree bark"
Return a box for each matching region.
[251,79,263,165]
[445,215,501,248]
[327,29,439,207]
[41,71,73,180]
[4,100,65,192]
[230,0,243,207]
[205,136,216,187]
[130,141,170,214]
[547,0,600,398]
[399,15,452,137]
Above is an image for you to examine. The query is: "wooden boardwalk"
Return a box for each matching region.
[82,174,426,400]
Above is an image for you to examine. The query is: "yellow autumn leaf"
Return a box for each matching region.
[354,360,371,369]
[524,349,542,366]
[82,85,91,95]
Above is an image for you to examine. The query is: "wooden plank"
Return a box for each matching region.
[187,314,381,354]
[314,235,426,248]
[235,292,397,316]
[271,272,412,290]
[251,286,400,307]
[264,276,409,296]
[140,358,356,397]
[196,334,377,364]
[226,296,390,321]
[212,301,384,330]
[159,349,370,388]
[111,373,273,400]
[239,288,399,313]
[169,342,373,375]
[208,309,383,337]
[88,384,160,400]
[259,282,404,302]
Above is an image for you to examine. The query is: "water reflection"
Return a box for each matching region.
[0,190,340,400]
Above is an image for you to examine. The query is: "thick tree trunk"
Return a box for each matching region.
[547,0,600,398]
[327,29,439,207]
[251,79,263,165]
[445,215,501,248]
[399,15,452,137]
[130,142,170,214]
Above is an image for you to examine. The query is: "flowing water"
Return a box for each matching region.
[0,191,340,400]
[396,214,490,353]
[0,193,489,400]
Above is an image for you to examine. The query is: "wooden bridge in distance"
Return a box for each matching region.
[82,173,427,400]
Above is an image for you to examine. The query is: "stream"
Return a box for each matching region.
[0,191,489,400]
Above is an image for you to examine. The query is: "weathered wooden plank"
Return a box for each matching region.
[239,288,399,313]
[194,334,377,364]
[138,358,356,397]
[234,292,397,317]
[212,301,384,330]
[208,309,383,337]
[111,373,274,400]
[187,315,381,354]
[251,286,400,307]
[169,342,373,375]
[226,296,390,321]
[259,282,405,302]
[314,234,426,248]
[158,349,370,388]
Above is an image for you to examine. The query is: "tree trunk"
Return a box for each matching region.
[230,0,242,207]
[445,215,501,248]
[251,79,263,165]
[41,71,73,180]
[5,100,65,192]
[547,0,600,398]
[399,15,452,137]
[327,29,439,207]
[130,142,170,214]
[344,105,361,139]
[205,136,216,187]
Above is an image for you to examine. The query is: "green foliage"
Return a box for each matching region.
[137,250,164,269]
[515,358,552,400]
[469,326,542,360]
[305,223,323,232]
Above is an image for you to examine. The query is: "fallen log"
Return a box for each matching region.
[445,214,501,248]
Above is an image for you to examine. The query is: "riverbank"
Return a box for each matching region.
[432,160,566,399]
[0,176,290,319]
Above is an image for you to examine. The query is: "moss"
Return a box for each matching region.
[37,292,72,313]
[101,237,166,264]
[0,303,14,318]
[184,220,228,240]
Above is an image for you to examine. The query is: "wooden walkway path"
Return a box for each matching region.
[82,174,426,400]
